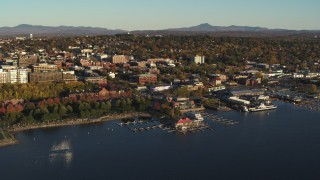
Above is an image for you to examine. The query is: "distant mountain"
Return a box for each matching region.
[0,23,319,37]
[131,23,320,37]
[0,24,127,37]
[165,23,273,32]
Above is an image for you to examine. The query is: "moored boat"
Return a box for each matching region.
[249,103,277,112]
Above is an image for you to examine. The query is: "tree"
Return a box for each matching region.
[115,100,121,109]
[58,104,67,117]
[78,103,86,112]
[15,104,24,112]
[52,105,59,113]
[0,106,6,115]
[106,101,112,112]
[94,102,100,109]
[66,105,73,113]
[33,109,42,120]
[38,100,47,109]
[6,104,15,113]
[120,99,128,112]
[47,98,54,106]
[26,110,35,122]
[54,97,61,104]
[62,97,70,105]
[25,102,36,112]
[310,84,318,94]
[6,112,17,123]
[255,72,263,79]
[174,87,189,97]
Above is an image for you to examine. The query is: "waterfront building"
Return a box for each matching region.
[230,89,265,96]
[175,117,192,129]
[172,98,196,110]
[228,96,251,105]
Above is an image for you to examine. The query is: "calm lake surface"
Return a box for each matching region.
[1,101,320,180]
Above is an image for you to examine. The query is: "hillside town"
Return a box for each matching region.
[0,34,319,132]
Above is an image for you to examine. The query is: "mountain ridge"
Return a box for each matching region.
[0,24,127,37]
[0,23,319,37]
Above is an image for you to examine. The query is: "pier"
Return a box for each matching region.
[116,116,214,134]
[115,112,237,134]
[175,122,213,134]
[200,112,239,126]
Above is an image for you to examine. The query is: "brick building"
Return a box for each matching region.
[29,71,63,82]
[136,74,157,85]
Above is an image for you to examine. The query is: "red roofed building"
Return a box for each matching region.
[210,77,222,86]
[175,117,192,128]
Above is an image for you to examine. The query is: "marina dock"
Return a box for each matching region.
[115,112,238,134]
[200,112,239,126]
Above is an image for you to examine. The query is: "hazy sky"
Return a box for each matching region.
[1,0,319,30]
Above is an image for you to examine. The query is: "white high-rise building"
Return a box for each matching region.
[0,71,10,83]
[30,34,33,39]
[193,55,205,64]
[18,69,28,83]
[8,69,28,83]
[9,69,18,83]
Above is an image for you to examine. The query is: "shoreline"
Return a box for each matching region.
[0,112,148,148]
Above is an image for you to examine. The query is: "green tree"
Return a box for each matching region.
[310,84,318,94]
[66,105,73,113]
[106,101,112,112]
[174,87,189,97]
[58,104,67,117]
[26,110,35,122]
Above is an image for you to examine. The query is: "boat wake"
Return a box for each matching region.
[49,139,73,166]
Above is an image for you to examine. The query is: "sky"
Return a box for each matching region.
[0,0,319,30]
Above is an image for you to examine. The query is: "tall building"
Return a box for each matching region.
[0,71,9,83]
[17,69,28,83]
[193,55,205,64]
[6,69,28,84]
[0,69,28,84]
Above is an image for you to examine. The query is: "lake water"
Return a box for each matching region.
[1,101,320,180]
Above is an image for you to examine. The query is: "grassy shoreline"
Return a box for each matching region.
[0,112,147,148]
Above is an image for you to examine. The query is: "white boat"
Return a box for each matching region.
[184,111,204,122]
[241,105,249,112]
[249,103,277,112]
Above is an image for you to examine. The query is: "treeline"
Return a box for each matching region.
[0,95,152,125]
[0,82,95,101]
